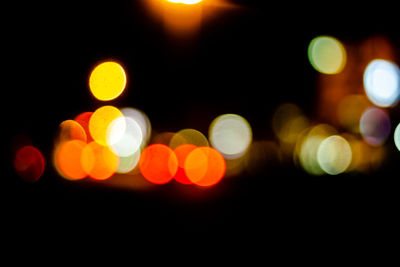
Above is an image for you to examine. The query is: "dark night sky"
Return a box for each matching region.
[2,0,399,246]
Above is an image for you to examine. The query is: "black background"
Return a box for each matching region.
[2,0,399,250]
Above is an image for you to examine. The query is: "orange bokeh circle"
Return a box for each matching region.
[184,147,226,187]
[81,141,119,180]
[139,144,178,184]
[57,140,87,180]
[173,144,197,185]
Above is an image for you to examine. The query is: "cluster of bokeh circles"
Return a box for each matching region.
[13,32,400,186]
[49,61,255,187]
[273,35,400,176]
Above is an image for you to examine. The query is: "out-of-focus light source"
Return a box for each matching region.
[89,105,124,146]
[184,146,226,187]
[308,36,347,74]
[360,107,390,146]
[173,144,197,184]
[296,124,337,175]
[139,144,178,184]
[57,120,87,144]
[107,116,142,157]
[14,145,45,183]
[317,135,352,175]
[393,123,400,151]
[81,141,119,180]
[89,61,127,101]
[160,0,203,37]
[57,140,87,180]
[209,114,252,159]
[121,107,151,149]
[363,59,400,107]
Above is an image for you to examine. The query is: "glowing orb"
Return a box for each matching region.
[89,105,124,146]
[173,144,197,184]
[209,114,252,159]
[297,124,337,175]
[308,36,347,74]
[121,107,151,149]
[393,123,400,151]
[139,144,178,184]
[89,61,127,101]
[317,135,352,175]
[57,140,87,180]
[184,147,226,187]
[107,116,142,157]
[57,120,87,144]
[363,59,400,107]
[360,107,390,146]
[81,141,119,180]
[14,145,45,183]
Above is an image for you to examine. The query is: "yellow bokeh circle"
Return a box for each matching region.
[89,61,127,101]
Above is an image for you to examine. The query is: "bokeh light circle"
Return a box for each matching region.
[121,107,151,149]
[393,123,400,151]
[81,141,119,180]
[57,120,87,144]
[360,107,391,146]
[14,145,45,183]
[317,135,352,175]
[107,116,142,157]
[139,144,178,184]
[363,59,400,107]
[89,105,124,146]
[184,147,226,187]
[209,114,252,159]
[57,140,87,180]
[173,144,197,184]
[89,61,127,101]
[308,36,347,74]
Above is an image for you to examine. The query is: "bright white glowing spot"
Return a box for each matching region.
[308,36,347,74]
[317,135,352,175]
[393,123,400,151]
[364,59,400,107]
[360,107,391,146]
[121,107,151,149]
[209,114,252,159]
[107,117,143,157]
